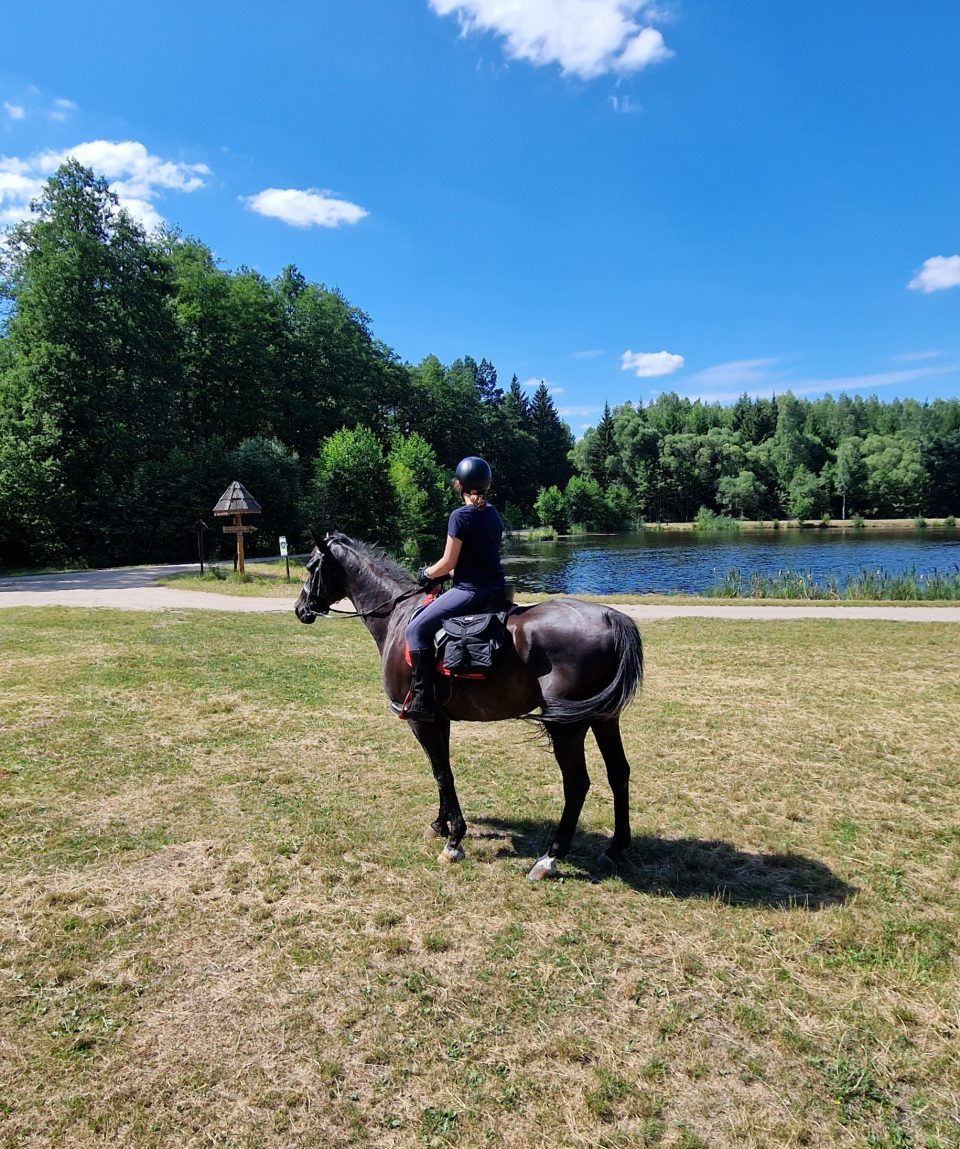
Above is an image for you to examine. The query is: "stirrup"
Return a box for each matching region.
[391,691,435,721]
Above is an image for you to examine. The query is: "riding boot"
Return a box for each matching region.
[402,649,436,722]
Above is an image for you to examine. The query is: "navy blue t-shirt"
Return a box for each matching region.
[448,504,506,590]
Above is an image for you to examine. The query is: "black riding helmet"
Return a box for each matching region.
[454,455,492,493]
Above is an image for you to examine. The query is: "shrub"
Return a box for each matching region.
[693,506,740,532]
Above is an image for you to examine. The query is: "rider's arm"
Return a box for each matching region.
[426,535,462,580]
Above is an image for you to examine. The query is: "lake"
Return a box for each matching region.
[501,528,960,596]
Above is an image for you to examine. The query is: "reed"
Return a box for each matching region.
[707,566,960,601]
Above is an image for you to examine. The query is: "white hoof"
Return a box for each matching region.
[527,854,558,881]
[424,825,443,840]
[438,844,466,865]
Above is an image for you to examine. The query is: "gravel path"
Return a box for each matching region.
[2,566,959,621]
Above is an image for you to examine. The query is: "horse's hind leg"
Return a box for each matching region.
[410,718,467,863]
[529,722,590,880]
[592,717,632,863]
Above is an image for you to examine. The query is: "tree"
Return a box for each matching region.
[613,404,664,520]
[0,161,182,564]
[310,426,396,544]
[564,475,606,530]
[833,436,865,520]
[387,432,450,559]
[225,437,303,555]
[504,375,531,432]
[717,469,765,519]
[530,383,574,489]
[572,402,618,489]
[534,485,569,532]
[786,466,828,521]
[860,433,928,517]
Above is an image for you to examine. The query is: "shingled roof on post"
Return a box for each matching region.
[213,481,262,517]
[213,481,261,574]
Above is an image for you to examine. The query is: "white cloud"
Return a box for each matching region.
[620,349,684,377]
[680,365,957,405]
[429,0,673,80]
[570,348,605,359]
[559,404,603,418]
[908,255,960,294]
[48,98,78,122]
[0,160,42,225]
[4,102,25,120]
[0,140,211,229]
[894,350,944,362]
[609,93,641,113]
[243,187,368,228]
[686,357,783,389]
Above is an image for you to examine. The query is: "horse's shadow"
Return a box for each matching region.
[469,816,855,909]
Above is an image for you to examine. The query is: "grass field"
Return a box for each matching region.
[1,607,958,1148]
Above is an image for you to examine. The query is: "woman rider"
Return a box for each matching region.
[401,456,507,722]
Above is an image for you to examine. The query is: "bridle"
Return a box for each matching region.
[298,545,425,621]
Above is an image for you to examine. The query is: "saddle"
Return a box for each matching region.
[405,589,514,680]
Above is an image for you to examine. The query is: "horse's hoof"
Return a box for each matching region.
[424,825,443,841]
[527,854,558,881]
[438,844,466,865]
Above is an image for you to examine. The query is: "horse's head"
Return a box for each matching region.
[295,535,347,624]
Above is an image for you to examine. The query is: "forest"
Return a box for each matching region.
[1,162,958,568]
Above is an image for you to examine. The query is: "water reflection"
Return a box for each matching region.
[502,529,960,596]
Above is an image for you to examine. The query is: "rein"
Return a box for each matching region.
[318,584,423,620]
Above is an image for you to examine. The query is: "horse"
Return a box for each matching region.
[294,531,644,880]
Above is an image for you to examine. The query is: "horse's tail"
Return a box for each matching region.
[537,608,644,726]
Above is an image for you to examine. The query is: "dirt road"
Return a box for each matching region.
[3,566,959,621]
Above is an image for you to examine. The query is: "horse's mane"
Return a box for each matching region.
[330,533,415,588]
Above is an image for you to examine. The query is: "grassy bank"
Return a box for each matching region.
[158,560,308,595]
[1,609,958,1148]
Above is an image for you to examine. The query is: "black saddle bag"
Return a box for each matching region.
[436,611,509,676]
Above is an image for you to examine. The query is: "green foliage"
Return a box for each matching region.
[225,437,303,556]
[310,426,396,545]
[386,432,450,560]
[564,474,606,530]
[534,485,569,532]
[693,506,741,532]
[3,160,960,571]
[786,465,829,521]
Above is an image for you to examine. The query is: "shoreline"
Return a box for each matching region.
[508,517,956,540]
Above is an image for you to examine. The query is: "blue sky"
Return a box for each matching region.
[2,1,959,434]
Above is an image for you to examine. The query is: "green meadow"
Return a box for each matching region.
[1,607,958,1148]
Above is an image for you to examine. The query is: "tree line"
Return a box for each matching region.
[1,162,957,569]
[555,388,960,531]
[0,163,573,566]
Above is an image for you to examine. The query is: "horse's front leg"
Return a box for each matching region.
[410,717,467,864]
[529,722,590,880]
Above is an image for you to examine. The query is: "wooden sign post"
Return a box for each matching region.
[212,482,262,574]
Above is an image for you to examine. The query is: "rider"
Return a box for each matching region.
[401,455,507,722]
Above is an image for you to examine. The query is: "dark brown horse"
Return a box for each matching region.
[295,532,644,879]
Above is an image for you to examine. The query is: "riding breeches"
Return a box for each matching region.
[405,585,506,652]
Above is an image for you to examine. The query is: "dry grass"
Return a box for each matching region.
[1,607,958,1148]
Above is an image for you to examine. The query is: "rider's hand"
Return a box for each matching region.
[417,566,437,589]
